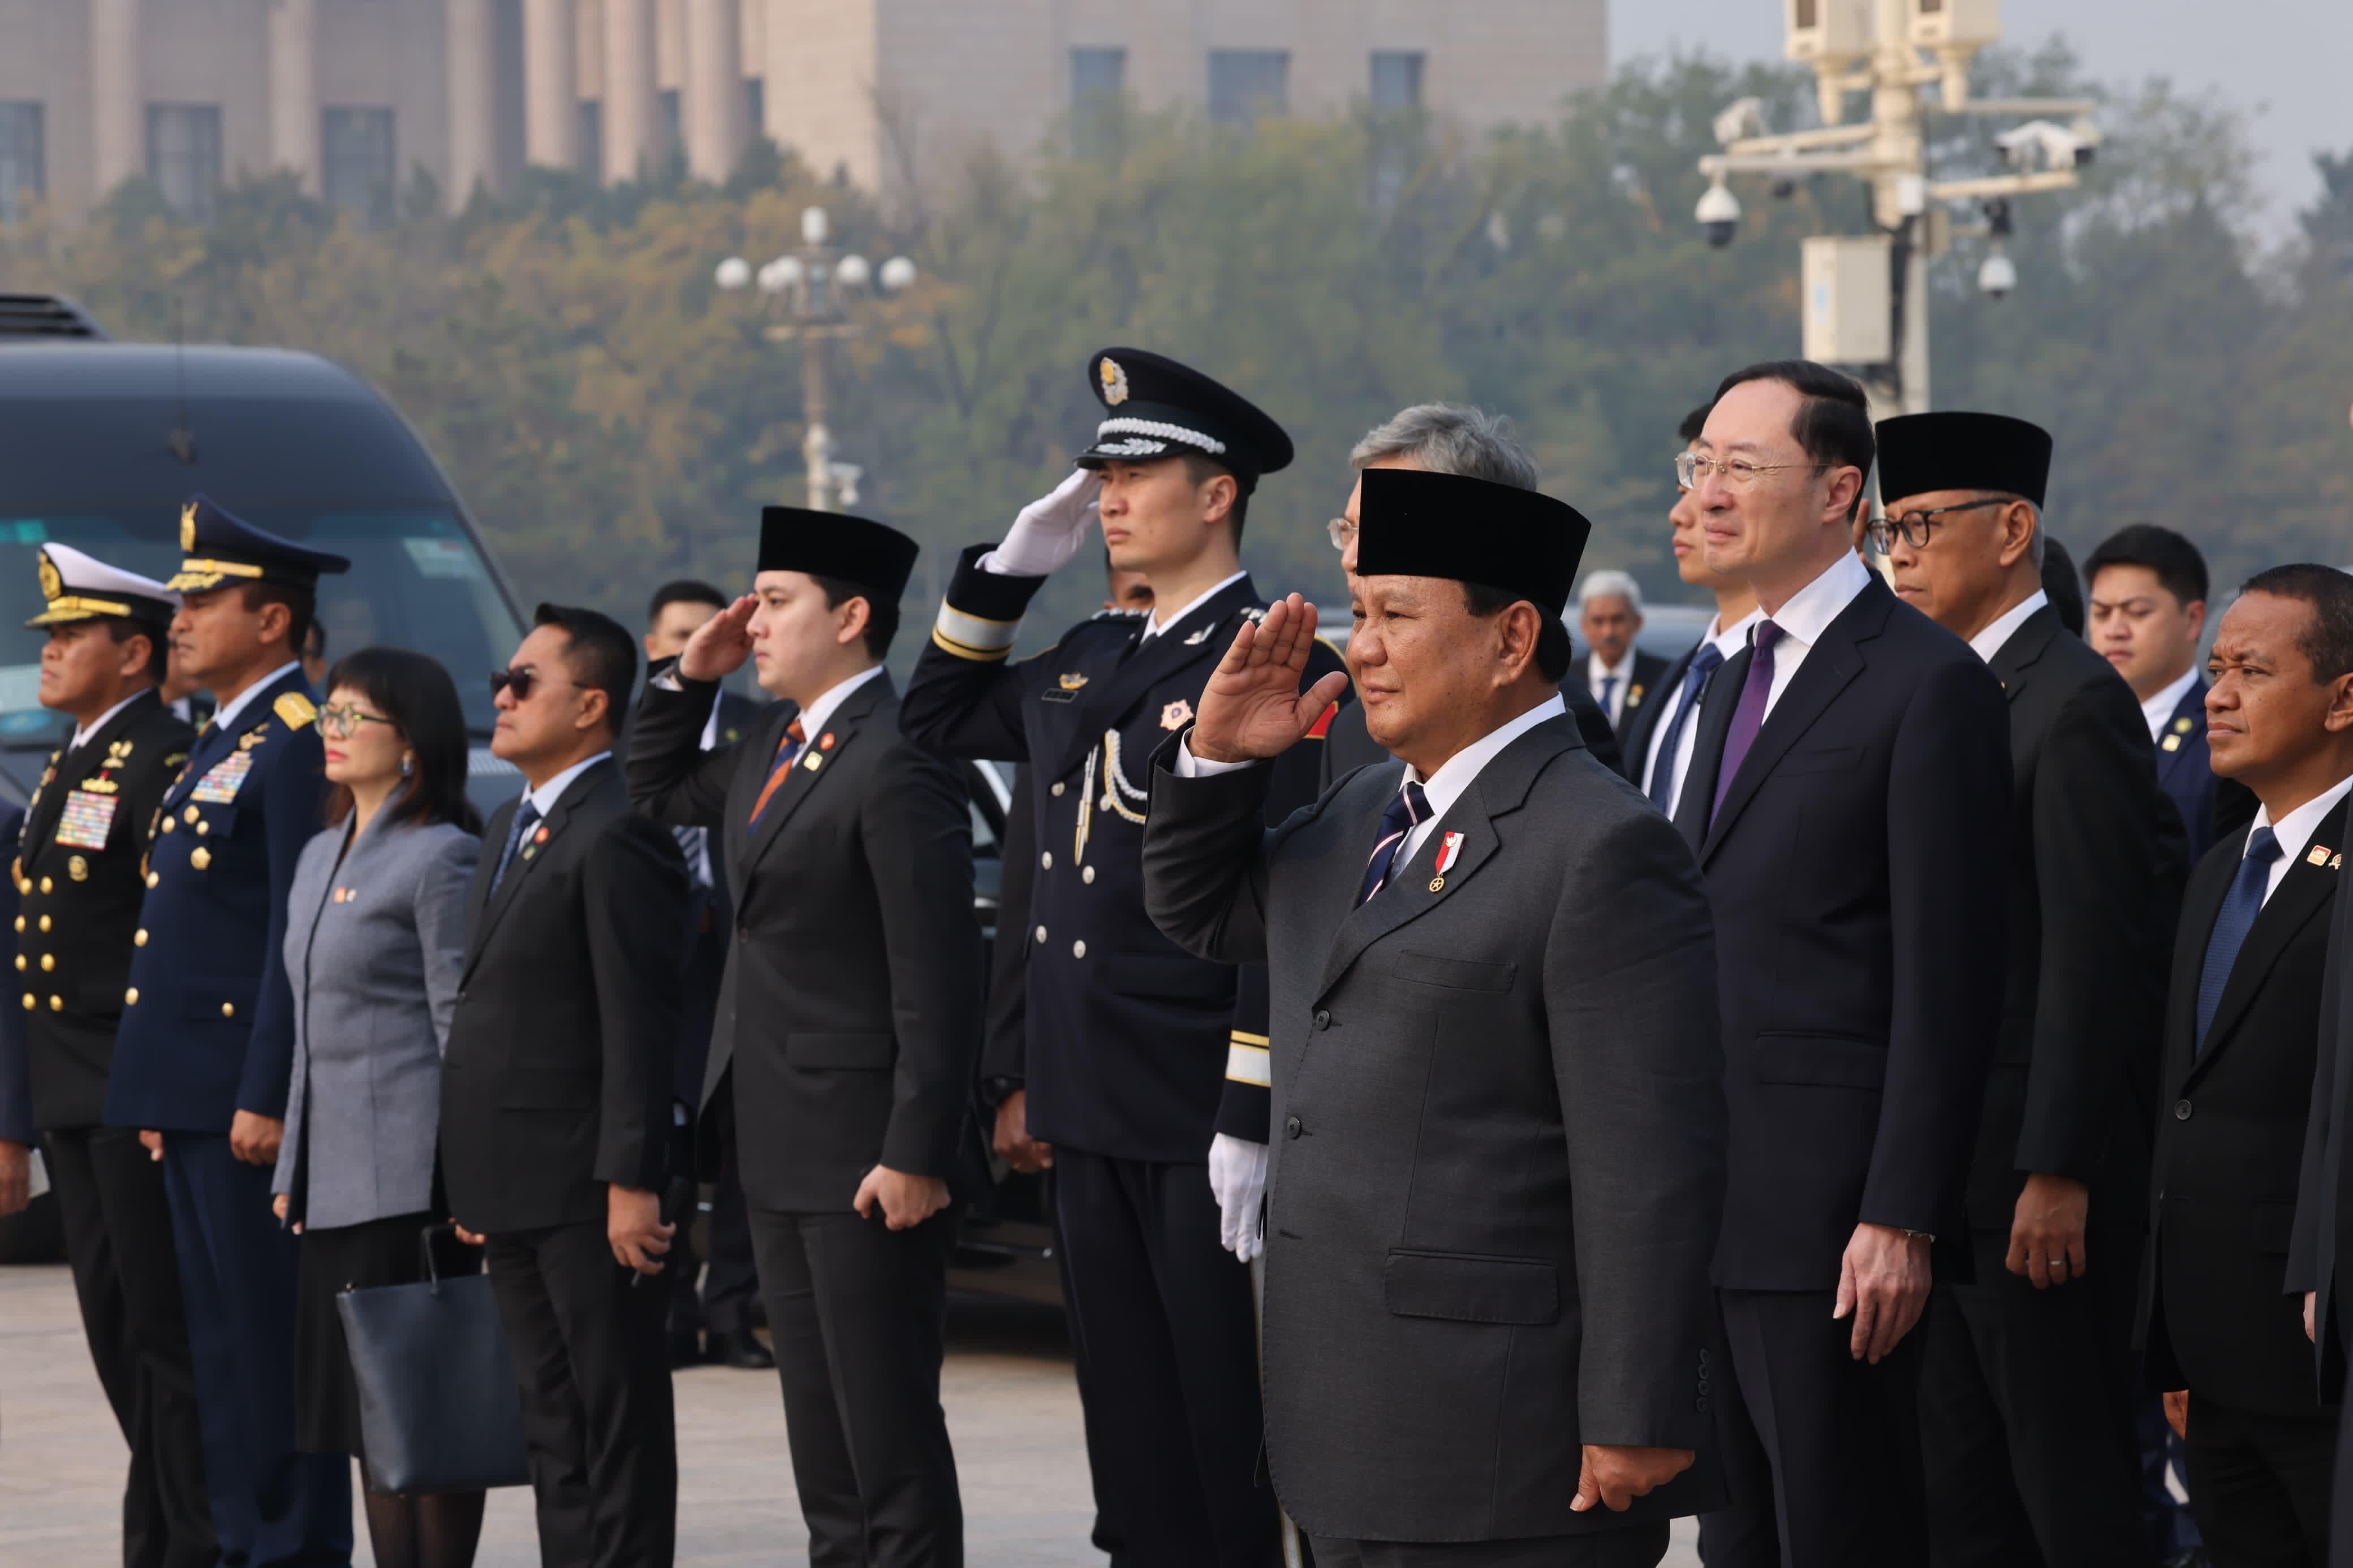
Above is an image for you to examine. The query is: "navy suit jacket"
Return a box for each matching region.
[2153,677,2256,861]
[1679,572,2011,1289]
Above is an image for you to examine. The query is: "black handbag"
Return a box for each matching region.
[335,1224,531,1493]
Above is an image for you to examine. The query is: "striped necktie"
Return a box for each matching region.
[748,719,808,827]
[1358,780,1431,906]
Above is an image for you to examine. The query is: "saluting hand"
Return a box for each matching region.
[1190,594,1351,766]
[676,595,758,684]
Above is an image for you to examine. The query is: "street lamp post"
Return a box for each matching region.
[1692,0,2100,416]
[714,206,917,512]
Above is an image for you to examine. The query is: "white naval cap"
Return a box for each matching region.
[27,542,182,629]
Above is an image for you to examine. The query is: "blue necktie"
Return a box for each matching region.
[2194,826,2281,1052]
[491,798,542,892]
[1647,643,1726,811]
[1598,675,1619,720]
[1358,780,1431,906]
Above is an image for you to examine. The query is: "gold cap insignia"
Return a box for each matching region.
[1099,357,1130,407]
[36,551,61,603]
[180,501,197,552]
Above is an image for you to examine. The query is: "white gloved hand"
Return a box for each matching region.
[1208,1133,1270,1263]
[984,466,1103,577]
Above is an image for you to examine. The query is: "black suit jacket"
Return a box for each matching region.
[1964,606,2182,1257]
[1682,571,2011,1289]
[631,672,983,1212]
[2153,801,2350,1414]
[2151,677,2259,862]
[0,805,25,1146]
[670,686,763,1108]
[1576,649,1672,737]
[1321,670,1624,787]
[439,758,688,1235]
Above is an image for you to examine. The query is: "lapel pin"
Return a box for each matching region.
[2174,716,2195,733]
[533,826,549,845]
[804,752,824,771]
[2333,854,2344,871]
[1627,685,1645,708]
[1161,699,1193,731]
[2310,845,2332,867]
[1183,626,1212,645]
[2162,735,2182,753]
[1428,831,1466,893]
[1059,673,1089,692]
[819,731,836,751]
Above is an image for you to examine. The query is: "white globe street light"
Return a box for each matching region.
[800,205,830,246]
[878,256,917,292]
[834,254,872,290]
[714,256,751,291]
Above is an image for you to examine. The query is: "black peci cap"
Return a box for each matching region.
[1875,412,2053,509]
[27,543,179,628]
[757,508,920,603]
[1073,348,1293,491]
[168,494,352,592]
[1353,468,1591,617]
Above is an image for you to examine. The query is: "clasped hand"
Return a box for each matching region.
[1190,595,1352,766]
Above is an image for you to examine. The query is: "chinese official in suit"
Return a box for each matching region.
[1674,365,2011,1568]
[2147,568,2353,1565]
[1876,413,2182,1566]
[902,349,1344,1566]
[1141,465,1725,1566]
[105,497,353,1567]
[440,605,689,1568]
[630,509,983,1567]
[16,546,210,1568]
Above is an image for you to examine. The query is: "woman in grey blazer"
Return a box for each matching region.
[269,647,484,1568]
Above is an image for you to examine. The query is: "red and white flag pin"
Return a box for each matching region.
[1428,830,1466,892]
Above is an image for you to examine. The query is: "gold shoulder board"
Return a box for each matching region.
[274,693,318,731]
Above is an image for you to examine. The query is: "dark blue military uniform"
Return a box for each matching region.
[903,348,1343,1568]
[104,496,351,1568]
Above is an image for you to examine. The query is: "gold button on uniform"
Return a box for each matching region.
[161,818,175,833]
[18,994,31,1010]
[38,876,50,893]
[1050,782,1066,797]
[191,848,212,870]
[1041,852,1053,869]
[195,822,208,836]
[135,930,148,947]
[11,956,21,973]
[145,871,160,888]
[10,915,19,934]
[48,996,61,1011]
[39,954,53,972]
[221,1002,235,1018]
[183,807,198,825]
[124,988,138,1007]
[37,915,49,932]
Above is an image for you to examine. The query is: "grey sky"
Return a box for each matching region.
[1610,0,2351,239]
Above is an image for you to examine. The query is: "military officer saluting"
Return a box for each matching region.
[106,496,354,1568]
[903,348,1346,1568]
[16,545,212,1568]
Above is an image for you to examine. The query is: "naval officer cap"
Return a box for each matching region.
[759,507,921,603]
[1874,412,2053,509]
[25,543,180,629]
[167,494,352,594]
[1352,467,1592,618]
[1073,348,1294,491]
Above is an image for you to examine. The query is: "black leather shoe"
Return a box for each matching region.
[666,1331,705,1370]
[710,1324,775,1370]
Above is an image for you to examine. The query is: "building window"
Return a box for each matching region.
[146,105,222,223]
[1071,47,1125,106]
[1208,50,1288,129]
[577,101,602,178]
[1371,51,1424,114]
[744,77,765,140]
[0,103,41,226]
[322,107,397,230]
[660,88,680,169]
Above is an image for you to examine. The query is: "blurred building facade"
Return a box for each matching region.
[0,0,1606,227]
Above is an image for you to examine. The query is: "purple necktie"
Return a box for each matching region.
[1710,620,1785,826]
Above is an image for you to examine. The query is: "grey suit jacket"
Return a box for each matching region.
[273,813,479,1230]
[1143,715,1726,1543]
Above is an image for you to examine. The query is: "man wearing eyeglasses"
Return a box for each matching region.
[1872,413,2182,1567]
[1677,363,2011,1568]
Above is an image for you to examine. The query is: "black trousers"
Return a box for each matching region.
[668,1160,761,1338]
[1919,1229,2153,1567]
[485,1219,677,1568]
[747,1205,963,1568]
[1054,1148,1279,1568]
[1697,1286,1929,1568]
[1308,1524,1670,1567]
[2184,1394,2333,1567]
[45,1125,216,1568]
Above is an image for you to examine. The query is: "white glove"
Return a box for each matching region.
[1208,1133,1270,1263]
[984,467,1102,577]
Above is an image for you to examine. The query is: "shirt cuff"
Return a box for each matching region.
[1176,730,1262,779]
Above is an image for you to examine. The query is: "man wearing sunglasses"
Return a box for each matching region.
[1874,413,2184,1567]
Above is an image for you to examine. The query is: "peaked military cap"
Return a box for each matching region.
[1074,348,1293,490]
[167,494,352,593]
[25,543,180,629]
[759,507,921,603]
[1875,412,2053,509]
[1353,467,1592,617]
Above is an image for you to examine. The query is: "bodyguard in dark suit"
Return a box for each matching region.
[1876,413,2177,1566]
[631,511,982,1567]
[441,605,688,1568]
[1143,467,1725,1565]
[1675,366,2011,1568]
[14,546,209,1568]
[640,580,769,1372]
[903,349,1342,1566]
[106,496,352,1568]
[2151,568,2353,1565]
[1574,569,1672,735]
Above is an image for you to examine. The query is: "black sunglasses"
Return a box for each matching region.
[489,667,578,702]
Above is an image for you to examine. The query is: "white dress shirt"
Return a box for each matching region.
[207,660,305,735]
[1585,649,1637,726]
[520,749,614,820]
[790,664,887,743]
[1756,550,1874,722]
[2246,774,2353,906]
[1644,610,1762,811]
[1968,589,2050,667]
[69,689,153,752]
[2140,664,2201,744]
[1139,571,1248,645]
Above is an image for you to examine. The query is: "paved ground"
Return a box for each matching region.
[0,1262,1701,1565]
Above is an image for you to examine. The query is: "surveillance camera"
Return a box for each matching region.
[1713,97,1768,148]
[1995,120,2083,173]
[2070,116,2102,167]
[1978,250,2017,301]
[1696,182,1743,249]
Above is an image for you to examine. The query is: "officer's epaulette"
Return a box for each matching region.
[273,692,317,731]
[1090,607,1147,623]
